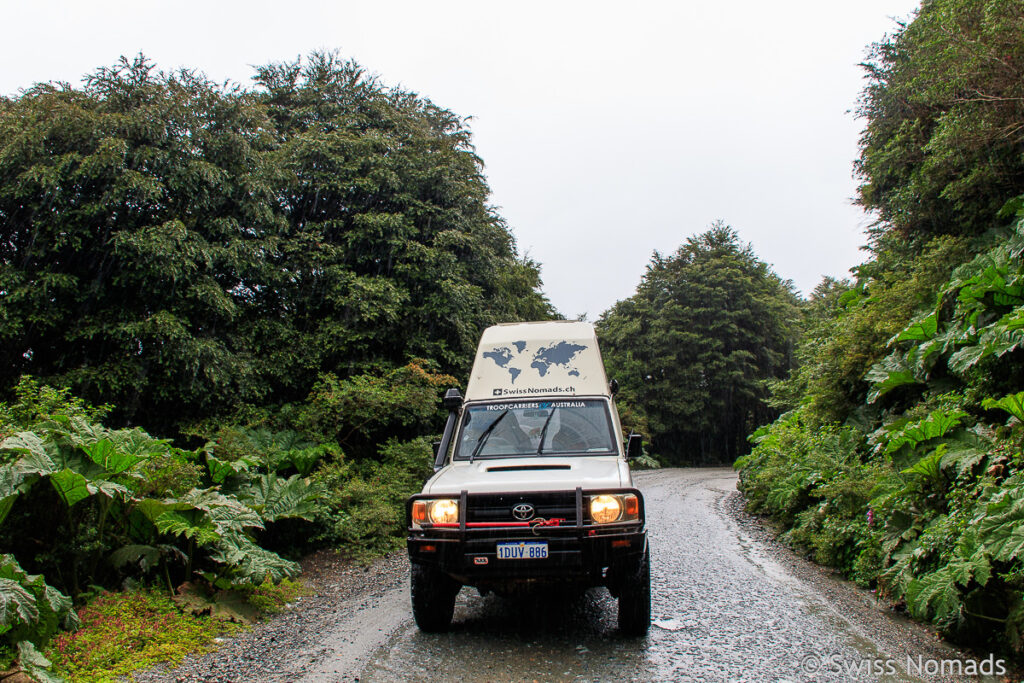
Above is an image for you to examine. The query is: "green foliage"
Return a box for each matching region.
[857,0,1024,241]
[311,437,433,560]
[0,51,553,437]
[598,223,801,464]
[737,0,1024,656]
[0,555,78,648]
[983,391,1024,423]
[241,577,310,614]
[740,203,1024,654]
[45,589,241,683]
[0,378,308,622]
[790,236,970,424]
[297,360,457,455]
[867,206,1024,411]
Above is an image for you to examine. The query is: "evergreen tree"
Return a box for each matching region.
[598,223,800,464]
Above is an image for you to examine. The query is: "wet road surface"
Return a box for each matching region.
[295,468,993,682]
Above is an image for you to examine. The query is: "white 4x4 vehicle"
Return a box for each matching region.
[406,321,650,634]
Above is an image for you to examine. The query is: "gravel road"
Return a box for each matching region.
[139,468,1010,682]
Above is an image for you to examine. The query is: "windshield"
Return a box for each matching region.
[454,399,616,459]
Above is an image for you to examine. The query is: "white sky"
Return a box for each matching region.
[2,0,921,319]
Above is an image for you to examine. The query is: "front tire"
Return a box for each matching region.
[411,562,461,632]
[617,544,651,636]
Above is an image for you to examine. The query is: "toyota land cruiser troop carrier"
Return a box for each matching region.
[406,321,651,635]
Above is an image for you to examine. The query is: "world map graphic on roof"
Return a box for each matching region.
[482,341,588,384]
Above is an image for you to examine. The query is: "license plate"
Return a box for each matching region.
[496,541,548,560]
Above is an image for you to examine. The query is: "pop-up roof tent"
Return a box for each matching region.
[465,321,610,401]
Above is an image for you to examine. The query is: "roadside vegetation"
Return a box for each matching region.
[0,51,552,680]
[734,0,1024,659]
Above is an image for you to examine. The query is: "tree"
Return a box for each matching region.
[598,223,800,464]
[856,0,1024,242]
[0,53,554,436]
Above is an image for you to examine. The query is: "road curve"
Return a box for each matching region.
[145,468,999,682]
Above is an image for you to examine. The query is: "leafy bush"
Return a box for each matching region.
[311,437,433,560]
[0,377,319,679]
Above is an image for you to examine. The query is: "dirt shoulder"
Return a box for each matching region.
[722,487,1019,682]
[132,550,410,683]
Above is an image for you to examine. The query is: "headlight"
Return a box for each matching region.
[429,499,459,524]
[589,493,640,524]
[411,498,460,528]
[590,494,622,523]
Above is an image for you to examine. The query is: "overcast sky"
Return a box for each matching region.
[2,0,921,319]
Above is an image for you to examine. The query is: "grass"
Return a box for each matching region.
[44,589,243,683]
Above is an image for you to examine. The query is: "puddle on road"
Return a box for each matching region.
[359,587,648,682]
[652,618,687,631]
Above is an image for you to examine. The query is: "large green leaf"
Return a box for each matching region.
[17,640,63,683]
[982,391,1024,423]
[865,355,919,403]
[81,438,143,474]
[3,433,61,476]
[48,468,91,507]
[238,473,320,523]
[208,532,299,585]
[895,311,939,343]
[204,451,256,484]
[154,511,222,546]
[0,577,38,632]
[134,498,193,523]
[977,475,1024,562]
[182,488,264,532]
[882,409,968,454]
[905,568,961,621]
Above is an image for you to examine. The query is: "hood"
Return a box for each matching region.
[422,456,627,495]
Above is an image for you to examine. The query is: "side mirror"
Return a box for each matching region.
[432,440,442,458]
[442,388,464,411]
[626,433,643,460]
[609,379,619,395]
[434,388,464,472]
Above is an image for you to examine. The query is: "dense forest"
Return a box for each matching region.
[735,0,1024,658]
[0,52,552,437]
[0,52,553,680]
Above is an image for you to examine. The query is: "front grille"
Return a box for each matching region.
[466,491,578,525]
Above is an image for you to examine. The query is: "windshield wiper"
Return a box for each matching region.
[536,408,557,454]
[470,410,508,463]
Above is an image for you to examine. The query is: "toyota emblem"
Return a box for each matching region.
[512,503,535,521]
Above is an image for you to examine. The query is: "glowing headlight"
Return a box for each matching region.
[428,499,459,524]
[588,494,640,524]
[590,495,622,524]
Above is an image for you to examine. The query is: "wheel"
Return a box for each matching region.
[411,562,461,632]
[617,544,651,636]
